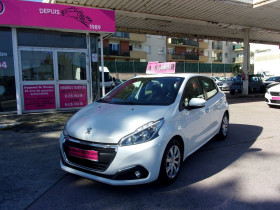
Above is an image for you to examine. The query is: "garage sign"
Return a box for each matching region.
[0,0,115,33]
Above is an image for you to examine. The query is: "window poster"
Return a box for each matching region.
[23,85,56,110]
[59,84,87,108]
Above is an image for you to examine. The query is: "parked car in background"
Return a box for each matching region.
[265,84,280,107]
[249,75,266,93]
[267,81,280,89]
[211,76,227,90]
[230,76,243,95]
[263,76,280,87]
[60,74,229,186]
[99,66,115,93]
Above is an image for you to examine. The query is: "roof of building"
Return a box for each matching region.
[45,0,280,45]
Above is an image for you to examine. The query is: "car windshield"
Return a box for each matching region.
[98,77,184,106]
[266,77,280,81]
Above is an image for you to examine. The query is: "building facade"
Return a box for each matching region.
[0,0,115,114]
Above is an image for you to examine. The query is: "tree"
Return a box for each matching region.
[230,63,242,76]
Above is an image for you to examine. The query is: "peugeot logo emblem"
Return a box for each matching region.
[86,127,92,134]
[0,1,5,15]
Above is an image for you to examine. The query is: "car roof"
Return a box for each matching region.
[134,73,207,80]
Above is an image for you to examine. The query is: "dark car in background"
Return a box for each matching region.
[264,76,280,88]
[230,75,266,95]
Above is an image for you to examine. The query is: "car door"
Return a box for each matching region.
[178,77,208,154]
[199,76,221,140]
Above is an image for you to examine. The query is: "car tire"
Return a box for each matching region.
[158,139,182,185]
[218,113,229,140]
[230,89,235,95]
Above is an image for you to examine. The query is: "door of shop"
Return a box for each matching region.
[19,47,90,112]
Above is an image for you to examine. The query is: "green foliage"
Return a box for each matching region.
[231,63,242,76]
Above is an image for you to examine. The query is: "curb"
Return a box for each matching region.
[0,122,21,130]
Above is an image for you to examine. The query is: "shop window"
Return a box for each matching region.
[17,29,87,49]
[58,52,86,80]
[21,51,54,81]
[0,28,16,112]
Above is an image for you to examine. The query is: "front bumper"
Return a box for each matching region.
[265,93,280,106]
[59,133,164,185]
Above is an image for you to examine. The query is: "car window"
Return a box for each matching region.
[181,77,205,107]
[200,77,218,99]
[99,77,184,106]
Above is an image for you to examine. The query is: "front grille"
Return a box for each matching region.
[270,92,280,96]
[62,137,117,172]
[270,100,280,104]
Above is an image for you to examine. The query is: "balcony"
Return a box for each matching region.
[199,55,208,62]
[130,33,146,43]
[212,42,223,50]
[199,42,209,49]
[233,57,244,63]
[130,51,147,59]
[168,53,199,61]
[111,32,130,40]
[102,47,130,57]
[169,38,199,47]
[233,44,244,51]
[212,57,223,62]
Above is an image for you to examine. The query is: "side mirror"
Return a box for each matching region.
[188,98,206,108]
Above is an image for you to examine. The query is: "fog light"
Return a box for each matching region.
[135,171,141,178]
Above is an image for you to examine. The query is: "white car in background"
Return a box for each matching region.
[60,74,229,186]
[265,84,280,107]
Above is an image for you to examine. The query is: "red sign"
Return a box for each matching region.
[0,0,115,33]
[69,146,98,162]
[59,84,87,108]
[23,85,56,110]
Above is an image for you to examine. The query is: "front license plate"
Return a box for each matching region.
[272,96,280,100]
[68,146,98,162]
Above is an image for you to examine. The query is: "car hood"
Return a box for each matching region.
[66,102,170,144]
[268,84,280,92]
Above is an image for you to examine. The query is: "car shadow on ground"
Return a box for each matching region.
[28,123,279,210]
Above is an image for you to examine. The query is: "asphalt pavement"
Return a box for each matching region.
[1,93,280,210]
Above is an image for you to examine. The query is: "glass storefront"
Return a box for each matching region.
[58,52,86,80]
[21,50,54,81]
[18,29,99,112]
[0,28,16,112]
[0,28,99,113]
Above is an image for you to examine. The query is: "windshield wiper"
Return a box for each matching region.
[111,101,136,105]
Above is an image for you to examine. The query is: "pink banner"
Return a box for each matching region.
[0,0,115,33]
[23,85,56,110]
[59,84,87,108]
[146,62,176,74]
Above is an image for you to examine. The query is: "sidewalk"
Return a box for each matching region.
[0,111,76,132]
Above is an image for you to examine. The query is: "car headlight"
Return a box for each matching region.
[119,119,165,146]
[63,119,70,136]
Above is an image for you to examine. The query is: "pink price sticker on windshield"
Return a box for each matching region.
[69,147,98,162]
[146,62,176,74]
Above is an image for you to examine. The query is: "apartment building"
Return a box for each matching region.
[102,32,166,62]
[102,32,239,65]
[166,37,209,63]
